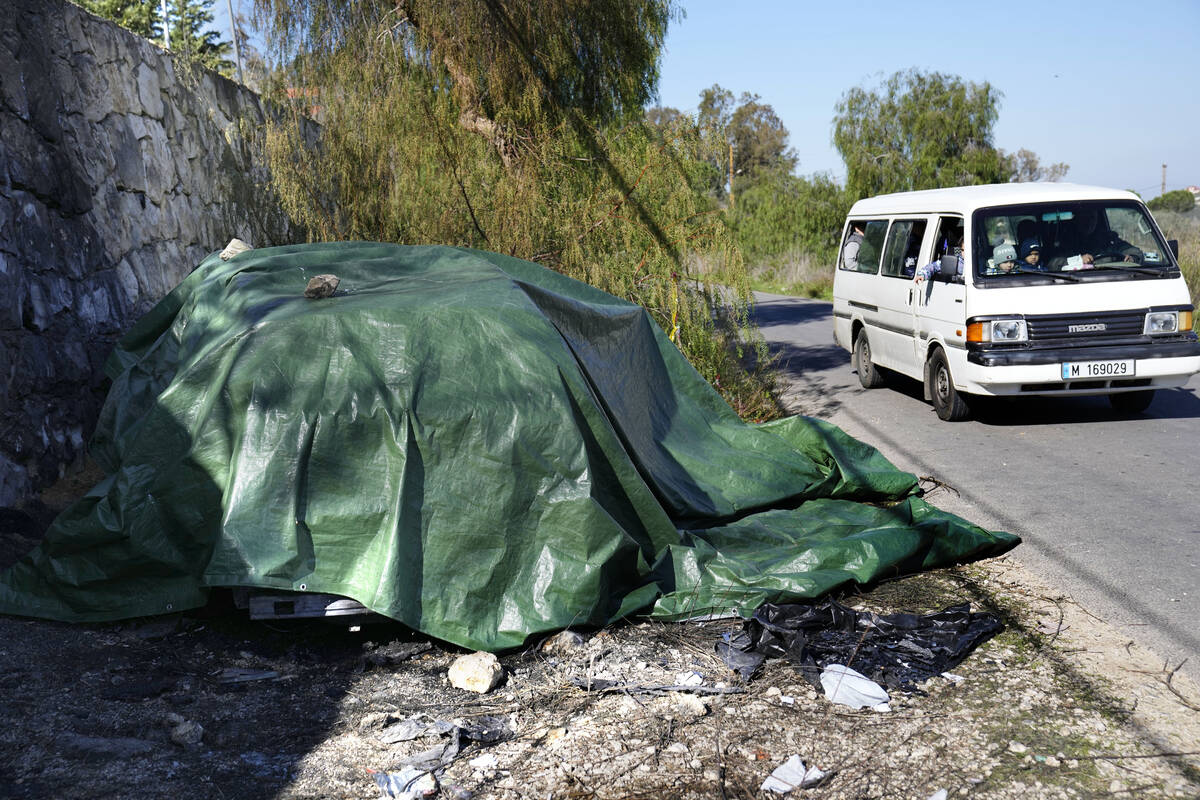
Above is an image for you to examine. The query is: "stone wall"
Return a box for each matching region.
[0,0,296,507]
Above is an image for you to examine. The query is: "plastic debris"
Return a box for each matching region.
[458,715,513,744]
[674,670,704,686]
[718,598,1003,690]
[379,718,444,744]
[761,754,826,793]
[928,790,948,800]
[820,664,890,710]
[373,714,512,773]
[370,766,437,799]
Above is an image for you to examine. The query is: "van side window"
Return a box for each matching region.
[930,216,965,278]
[839,219,888,273]
[880,219,927,278]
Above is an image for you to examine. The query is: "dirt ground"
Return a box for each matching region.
[1,470,1199,800]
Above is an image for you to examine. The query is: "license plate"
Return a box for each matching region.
[1060,359,1135,380]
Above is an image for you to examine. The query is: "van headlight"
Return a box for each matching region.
[1144,311,1180,335]
[968,318,1028,343]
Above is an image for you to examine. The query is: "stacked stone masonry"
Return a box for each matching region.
[0,0,296,506]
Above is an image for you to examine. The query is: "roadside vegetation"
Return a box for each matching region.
[1154,209,1200,327]
[654,70,1071,301]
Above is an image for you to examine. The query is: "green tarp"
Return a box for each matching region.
[0,243,1018,650]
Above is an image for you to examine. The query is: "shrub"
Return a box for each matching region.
[1148,190,1196,215]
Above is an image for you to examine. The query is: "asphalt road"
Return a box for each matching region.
[753,292,1200,684]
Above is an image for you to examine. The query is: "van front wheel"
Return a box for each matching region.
[855,332,887,389]
[928,349,970,421]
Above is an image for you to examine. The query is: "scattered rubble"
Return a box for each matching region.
[0,559,1198,798]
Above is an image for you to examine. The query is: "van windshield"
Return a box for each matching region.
[972,201,1175,280]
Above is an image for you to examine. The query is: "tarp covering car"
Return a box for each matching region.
[0,243,1019,650]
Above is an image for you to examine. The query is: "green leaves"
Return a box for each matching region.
[257,0,781,420]
[1148,190,1196,214]
[833,69,1008,201]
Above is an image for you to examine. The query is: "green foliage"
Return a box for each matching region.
[833,69,1009,201]
[729,170,847,264]
[730,96,796,178]
[75,0,234,77]
[167,0,234,75]
[257,0,781,420]
[1148,189,1196,214]
[694,84,796,199]
[75,0,160,38]
[1003,148,1069,183]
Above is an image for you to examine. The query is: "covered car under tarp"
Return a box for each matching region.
[0,243,1018,650]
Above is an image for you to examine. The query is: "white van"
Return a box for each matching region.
[832,183,1200,420]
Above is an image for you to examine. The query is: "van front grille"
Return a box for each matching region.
[1025,309,1145,341]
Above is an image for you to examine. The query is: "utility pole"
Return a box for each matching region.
[1162,163,1167,196]
[226,0,244,83]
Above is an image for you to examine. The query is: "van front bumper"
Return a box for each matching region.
[954,339,1200,397]
[966,338,1200,367]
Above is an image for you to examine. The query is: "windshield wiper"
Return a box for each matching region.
[1088,263,1167,276]
[1014,267,1080,282]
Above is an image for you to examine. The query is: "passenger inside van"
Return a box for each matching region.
[1018,237,1044,270]
[841,221,866,270]
[988,243,1019,274]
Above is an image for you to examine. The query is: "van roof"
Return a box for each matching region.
[847,183,1141,217]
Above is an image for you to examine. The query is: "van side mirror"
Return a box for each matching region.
[1168,239,1179,259]
[939,254,959,276]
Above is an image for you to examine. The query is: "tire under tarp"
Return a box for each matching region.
[0,243,1019,650]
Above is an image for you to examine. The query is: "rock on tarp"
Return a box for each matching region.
[0,244,1019,649]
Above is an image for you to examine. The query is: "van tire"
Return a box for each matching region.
[1108,390,1155,414]
[928,349,970,421]
[855,332,887,388]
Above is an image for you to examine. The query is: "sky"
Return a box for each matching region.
[654,0,1200,197]
[211,0,1200,197]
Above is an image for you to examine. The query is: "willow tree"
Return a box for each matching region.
[833,69,1010,201]
[255,0,779,418]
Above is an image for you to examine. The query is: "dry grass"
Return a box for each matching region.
[1155,210,1200,325]
[746,250,834,299]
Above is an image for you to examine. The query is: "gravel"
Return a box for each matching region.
[1,468,1198,799]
